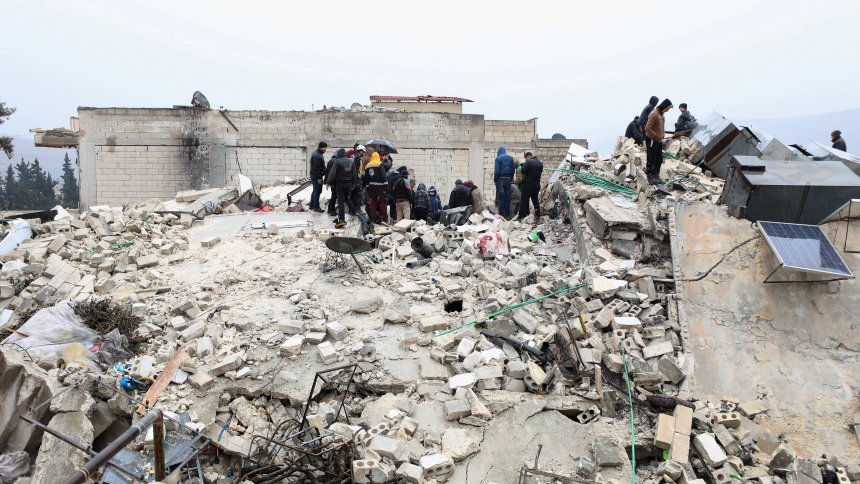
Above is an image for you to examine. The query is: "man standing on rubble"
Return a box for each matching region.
[645,99,673,185]
[639,96,659,131]
[518,152,544,223]
[832,130,847,151]
[308,141,327,213]
[326,149,358,228]
[493,146,516,218]
[392,166,413,222]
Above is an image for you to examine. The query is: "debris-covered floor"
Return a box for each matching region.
[0,134,858,484]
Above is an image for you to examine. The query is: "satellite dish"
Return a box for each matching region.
[551,133,566,140]
[351,103,363,110]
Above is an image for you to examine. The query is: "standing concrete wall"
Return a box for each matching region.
[76,107,586,209]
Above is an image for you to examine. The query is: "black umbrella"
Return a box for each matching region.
[365,139,398,154]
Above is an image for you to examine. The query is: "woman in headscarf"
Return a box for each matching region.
[463,180,486,214]
[413,183,430,221]
[362,152,388,223]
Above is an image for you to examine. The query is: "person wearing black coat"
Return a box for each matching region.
[832,130,847,152]
[325,149,358,226]
[518,152,544,223]
[625,116,644,145]
[448,179,473,209]
[639,96,659,131]
[308,141,327,212]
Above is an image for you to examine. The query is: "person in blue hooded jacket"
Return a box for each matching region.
[493,146,515,218]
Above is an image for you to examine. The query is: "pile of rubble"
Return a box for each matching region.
[0,135,857,483]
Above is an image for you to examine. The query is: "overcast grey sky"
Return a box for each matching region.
[3,0,859,158]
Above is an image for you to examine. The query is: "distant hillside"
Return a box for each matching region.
[737,108,859,151]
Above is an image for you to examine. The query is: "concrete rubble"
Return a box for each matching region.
[0,130,856,483]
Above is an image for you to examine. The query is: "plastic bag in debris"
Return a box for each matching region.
[2,303,100,368]
[0,451,30,484]
[476,229,510,257]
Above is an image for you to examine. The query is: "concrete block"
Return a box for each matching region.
[369,435,406,461]
[350,295,383,314]
[673,404,693,436]
[279,319,305,335]
[612,316,642,330]
[353,459,393,483]
[456,337,477,358]
[593,435,627,468]
[181,321,206,341]
[512,309,540,334]
[713,411,741,429]
[443,399,471,420]
[655,413,675,449]
[419,453,455,482]
[642,340,674,359]
[738,399,769,418]
[769,444,796,470]
[448,373,477,389]
[317,341,337,364]
[418,314,448,332]
[693,433,727,467]
[326,321,349,341]
[670,431,690,465]
[506,360,528,378]
[280,335,305,356]
[200,236,221,248]
[189,371,214,390]
[211,353,243,376]
[439,259,464,275]
[136,253,159,268]
[394,462,424,483]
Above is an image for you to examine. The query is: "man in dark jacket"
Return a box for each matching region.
[324,155,338,216]
[493,146,516,218]
[832,130,847,151]
[362,152,388,224]
[448,179,472,209]
[645,99,673,185]
[391,166,413,222]
[639,96,659,131]
[350,144,366,209]
[674,103,698,133]
[518,152,544,223]
[428,186,442,220]
[308,141,327,212]
[325,149,357,228]
[625,116,644,145]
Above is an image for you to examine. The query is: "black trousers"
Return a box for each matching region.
[327,182,337,214]
[519,185,540,220]
[646,139,664,177]
[336,182,356,221]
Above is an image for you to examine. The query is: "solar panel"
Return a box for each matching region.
[758,221,853,278]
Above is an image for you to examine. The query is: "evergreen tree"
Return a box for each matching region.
[61,152,79,207]
[3,165,13,209]
[13,158,32,209]
[0,100,15,159]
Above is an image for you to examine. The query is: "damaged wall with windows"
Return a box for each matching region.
[75,107,585,209]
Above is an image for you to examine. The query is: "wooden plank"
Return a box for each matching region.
[137,349,189,415]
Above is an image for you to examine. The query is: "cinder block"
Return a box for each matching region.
[655,413,675,449]
[673,405,693,436]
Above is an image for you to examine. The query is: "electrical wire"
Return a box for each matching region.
[432,283,586,337]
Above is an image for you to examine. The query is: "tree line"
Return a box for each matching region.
[1,99,79,210]
[0,152,79,210]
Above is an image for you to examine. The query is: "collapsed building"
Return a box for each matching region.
[0,108,858,483]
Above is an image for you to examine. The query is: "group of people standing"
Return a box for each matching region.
[624,96,694,185]
[307,141,546,228]
[493,147,544,223]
